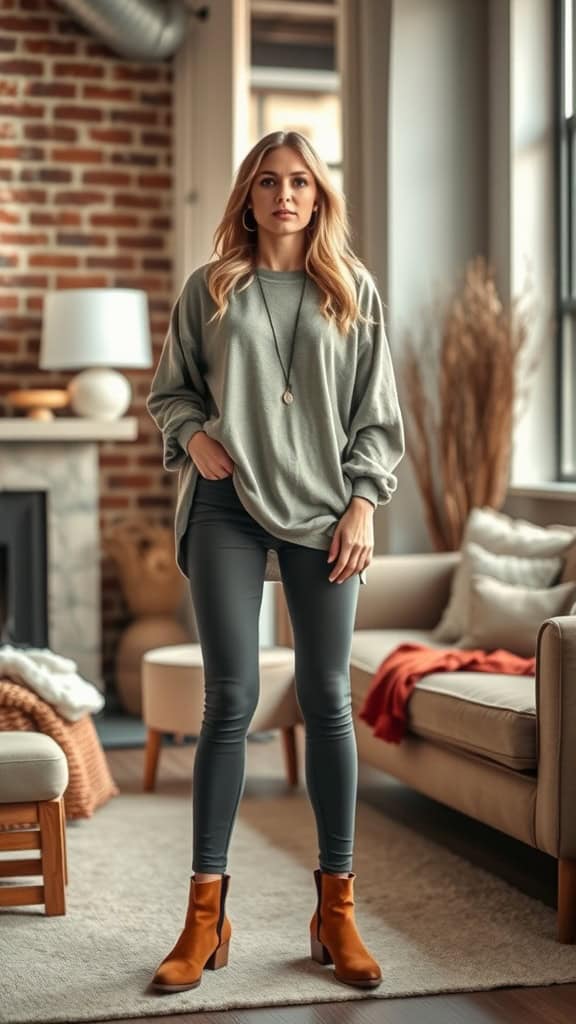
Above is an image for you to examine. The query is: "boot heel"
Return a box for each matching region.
[205,939,230,970]
[310,935,333,965]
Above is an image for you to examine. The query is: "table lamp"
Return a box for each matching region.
[39,288,152,420]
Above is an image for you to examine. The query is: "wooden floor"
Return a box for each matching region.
[103,732,576,1024]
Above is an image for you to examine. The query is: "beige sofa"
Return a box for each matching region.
[274,550,576,945]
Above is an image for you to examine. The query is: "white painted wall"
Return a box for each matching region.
[386,0,489,553]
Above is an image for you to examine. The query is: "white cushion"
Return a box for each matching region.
[457,574,576,657]
[0,731,69,804]
[433,507,575,642]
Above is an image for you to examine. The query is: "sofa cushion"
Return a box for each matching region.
[350,629,536,772]
[457,573,576,657]
[432,507,576,642]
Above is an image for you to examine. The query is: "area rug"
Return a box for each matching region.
[2,781,576,1022]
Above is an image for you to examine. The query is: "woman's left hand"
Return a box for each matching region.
[327,498,375,583]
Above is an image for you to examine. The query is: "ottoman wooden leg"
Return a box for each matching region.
[144,727,163,792]
[281,725,299,787]
[38,796,66,916]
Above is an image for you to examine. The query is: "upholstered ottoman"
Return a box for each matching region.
[0,732,69,915]
[141,644,302,790]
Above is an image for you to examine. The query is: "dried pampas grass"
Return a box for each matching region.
[400,255,542,551]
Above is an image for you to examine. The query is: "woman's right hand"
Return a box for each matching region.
[187,431,235,479]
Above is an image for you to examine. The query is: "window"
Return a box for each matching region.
[557,0,576,478]
[249,0,342,191]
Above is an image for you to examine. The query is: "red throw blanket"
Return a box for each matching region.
[357,643,536,744]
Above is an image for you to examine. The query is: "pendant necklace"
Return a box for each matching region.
[255,270,307,405]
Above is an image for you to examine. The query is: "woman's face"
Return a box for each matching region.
[248,146,318,236]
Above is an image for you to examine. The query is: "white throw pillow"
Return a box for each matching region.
[457,573,576,658]
[433,507,576,642]
[466,540,563,588]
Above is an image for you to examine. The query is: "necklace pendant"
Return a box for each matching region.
[282,387,294,405]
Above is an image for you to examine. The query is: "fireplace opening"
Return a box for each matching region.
[0,491,48,648]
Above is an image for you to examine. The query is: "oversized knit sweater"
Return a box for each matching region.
[145,261,405,584]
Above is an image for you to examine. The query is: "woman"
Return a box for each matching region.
[146,130,405,993]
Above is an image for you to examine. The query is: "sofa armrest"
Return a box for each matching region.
[354,551,461,630]
[535,615,576,858]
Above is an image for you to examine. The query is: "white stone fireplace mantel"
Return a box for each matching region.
[0,417,139,693]
[0,418,138,442]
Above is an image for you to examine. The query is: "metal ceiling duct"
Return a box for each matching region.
[53,0,193,61]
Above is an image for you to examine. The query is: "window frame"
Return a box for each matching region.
[556,0,576,480]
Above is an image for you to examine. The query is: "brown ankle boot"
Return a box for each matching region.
[151,874,232,992]
[309,869,382,989]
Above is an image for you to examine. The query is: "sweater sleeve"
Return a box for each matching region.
[341,274,405,508]
[145,276,209,472]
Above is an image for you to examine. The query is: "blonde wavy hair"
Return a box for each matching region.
[204,131,375,338]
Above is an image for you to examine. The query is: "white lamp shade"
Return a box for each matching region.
[40,288,152,369]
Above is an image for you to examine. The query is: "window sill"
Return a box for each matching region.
[507,483,576,502]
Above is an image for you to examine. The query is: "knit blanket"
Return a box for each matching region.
[0,680,119,824]
[0,644,105,722]
[358,643,537,743]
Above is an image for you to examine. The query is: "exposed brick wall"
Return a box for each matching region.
[0,0,176,698]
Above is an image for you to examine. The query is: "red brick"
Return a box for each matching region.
[116,234,164,250]
[0,144,43,160]
[0,102,44,118]
[0,59,43,74]
[101,496,131,510]
[51,146,103,163]
[53,104,103,121]
[110,108,157,125]
[85,255,136,269]
[20,167,72,182]
[0,16,51,32]
[0,230,49,245]
[135,496,173,509]
[113,66,162,82]
[149,216,171,230]
[100,454,130,468]
[27,82,75,98]
[108,473,153,488]
[0,208,20,224]
[139,90,171,106]
[0,273,47,287]
[138,173,171,189]
[55,274,108,288]
[53,189,106,205]
[87,130,132,146]
[83,85,134,102]
[55,231,108,247]
[28,252,78,267]
[111,151,157,168]
[23,38,76,55]
[114,275,166,291]
[53,62,105,79]
[30,211,80,226]
[141,132,170,147]
[114,193,161,209]
[82,170,132,187]
[90,213,139,228]
[24,123,77,141]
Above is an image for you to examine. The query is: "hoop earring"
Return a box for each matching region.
[242,207,258,232]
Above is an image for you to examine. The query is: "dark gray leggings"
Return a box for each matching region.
[184,474,360,876]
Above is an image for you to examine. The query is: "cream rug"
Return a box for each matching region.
[2,782,576,1022]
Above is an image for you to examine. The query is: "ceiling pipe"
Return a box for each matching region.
[53,0,209,61]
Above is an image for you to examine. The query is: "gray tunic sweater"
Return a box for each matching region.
[146,261,405,585]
